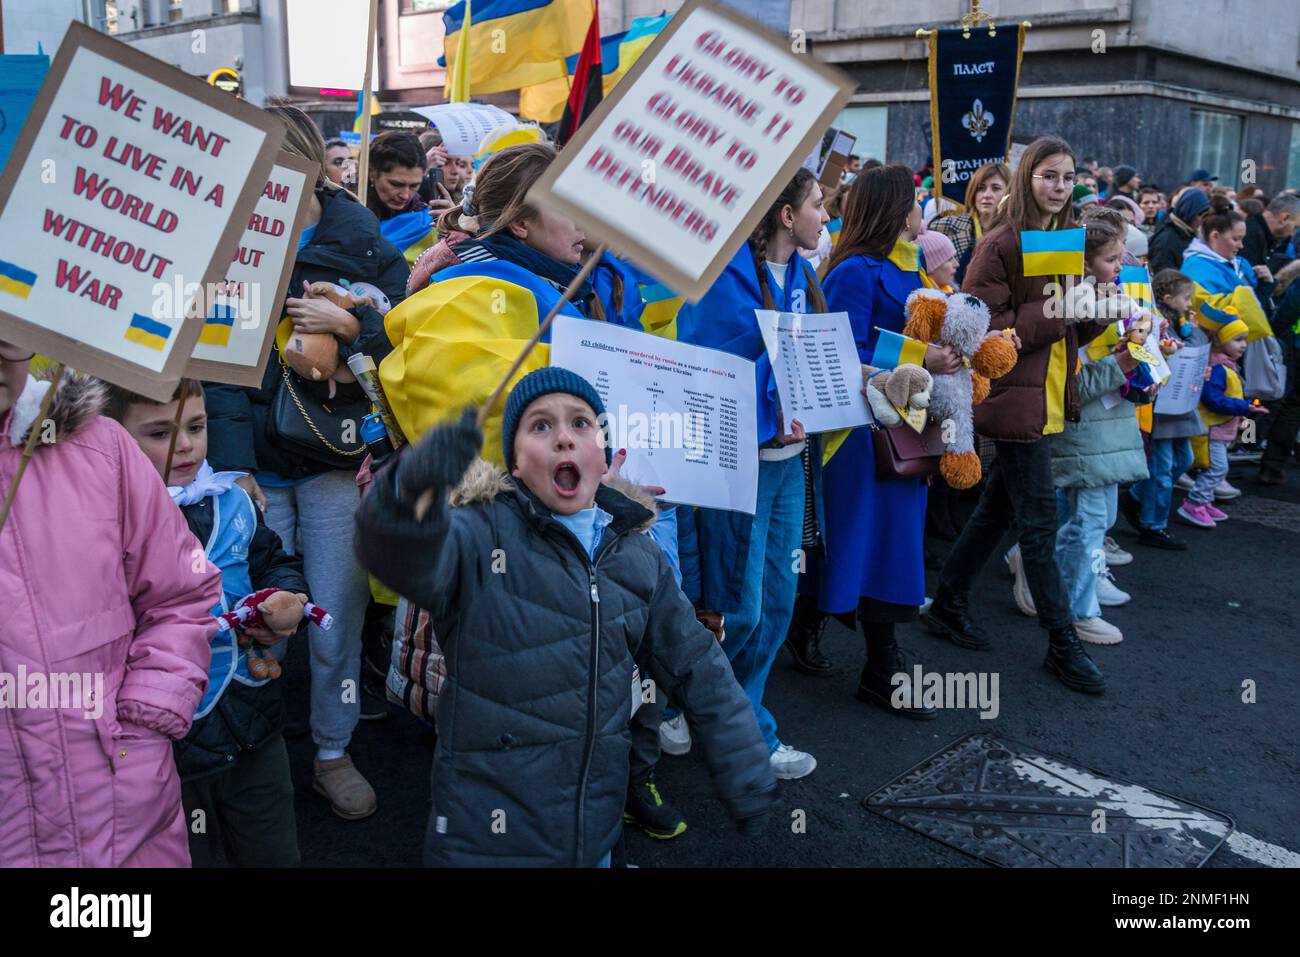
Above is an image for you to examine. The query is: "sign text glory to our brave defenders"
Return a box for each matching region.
[0,30,276,399]
[535,0,852,300]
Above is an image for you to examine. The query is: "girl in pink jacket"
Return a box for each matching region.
[0,344,220,867]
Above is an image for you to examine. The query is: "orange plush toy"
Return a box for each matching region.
[902,288,1018,488]
[282,281,389,385]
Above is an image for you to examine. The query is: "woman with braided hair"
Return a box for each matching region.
[671,167,830,780]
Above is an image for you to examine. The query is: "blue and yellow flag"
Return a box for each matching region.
[379,259,586,464]
[379,209,437,268]
[446,0,472,102]
[826,217,842,248]
[0,258,37,299]
[352,88,380,134]
[1181,247,1270,342]
[441,0,590,97]
[519,14,669,123]
[1021,228,1085,277]
[870,328,928,369]
[1118,264,1155,311]
[124,313,171,351]
[200,302,236,347]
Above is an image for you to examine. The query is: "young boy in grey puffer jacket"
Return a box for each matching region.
[354,367,776,867]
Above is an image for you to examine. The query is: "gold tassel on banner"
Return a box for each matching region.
[918,9,1032,216]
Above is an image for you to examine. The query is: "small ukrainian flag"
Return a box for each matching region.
[1119,265,1154,310]
[826,218,842,248]
[0,259,37,299]
[1021,228,1085,277]
[199,303,236,346]
[871,328,929,369]
[124,313,172,351]
[639,281,684,340]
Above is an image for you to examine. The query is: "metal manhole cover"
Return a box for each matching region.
[865,733,1234,867]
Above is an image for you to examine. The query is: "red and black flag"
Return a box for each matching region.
[557,0,602,147]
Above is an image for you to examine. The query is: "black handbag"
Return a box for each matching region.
[267,361,370,470]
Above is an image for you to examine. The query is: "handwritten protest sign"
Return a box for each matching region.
[550,315,758,514]
[0,23,284,401]
[756,309,870,433]
[528,0,854,300]
[186,152,315,387]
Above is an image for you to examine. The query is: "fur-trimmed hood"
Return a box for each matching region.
[5,370,108,448]
[447,458,658,533]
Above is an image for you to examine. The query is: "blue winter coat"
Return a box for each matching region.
[817,252,927,612]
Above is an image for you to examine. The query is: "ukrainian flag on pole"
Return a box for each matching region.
[446,0,472,102]
[870,328,929,369]
[1020,228,1085,277]
[1119,264,1155,311]
[353,88,380,134]
[440,0,590,97]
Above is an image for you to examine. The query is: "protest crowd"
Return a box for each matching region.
[2,3,1298,872]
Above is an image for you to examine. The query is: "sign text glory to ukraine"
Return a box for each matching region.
[529,0,854,301]
[0,22,282,401]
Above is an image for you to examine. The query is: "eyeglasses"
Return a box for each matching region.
[1032,172,1076,188]
[0,341,36,362]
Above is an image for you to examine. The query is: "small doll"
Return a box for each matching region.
[1116,314,1159,403]
[216,588,334,680]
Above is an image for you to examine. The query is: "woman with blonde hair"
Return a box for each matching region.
[930,162,1010,284]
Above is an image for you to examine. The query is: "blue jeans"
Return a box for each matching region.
[1132,437,1194,530]
[264,470,371,753]
[697,455,803,752]
[1055,485,1117,621]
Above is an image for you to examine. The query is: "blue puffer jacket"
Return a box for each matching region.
[355,458,777,867]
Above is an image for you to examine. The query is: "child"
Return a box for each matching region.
[1179,321,1268,527]
[354,368,777,867]
[917,228,960,291]
[0,355,218,866]
[105,379,310,866]
[1048,216,1149,645]
[1122,269,1207,548]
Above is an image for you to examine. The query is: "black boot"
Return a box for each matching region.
[856,622,937,719]
[921,588,992,650]
[1045,626,1106,694]
[784,595,833,676]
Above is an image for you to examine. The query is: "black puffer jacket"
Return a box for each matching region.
[204,185,410,478]
[174,496,309,781]
[355,460,777,867]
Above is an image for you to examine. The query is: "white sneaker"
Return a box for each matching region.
[1175,473,1195,491]
[1096,568,1131,607]
[658,715,691,756]
[1074,616,1123,645]
[1102,536,1133,567]
[1213,480,1242,501]
[1005,545,1037,617]
[769,743,817,780]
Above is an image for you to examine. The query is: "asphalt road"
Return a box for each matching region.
[282,455,1299,868]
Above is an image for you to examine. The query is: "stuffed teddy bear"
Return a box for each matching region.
[283,280,391,385]
[861,363,933,428]
[902,288,1019,489]
[215,588,334,680]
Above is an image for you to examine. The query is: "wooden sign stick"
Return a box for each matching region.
[355,0,380,199]
[476,243,608,429]
[162,386,190,485]
[0,362,65,534]
[412,244,608,522]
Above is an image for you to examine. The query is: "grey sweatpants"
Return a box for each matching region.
[264,469,370,752]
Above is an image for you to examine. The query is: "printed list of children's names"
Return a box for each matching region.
[757,310,870,433]
[550,316,758,514]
